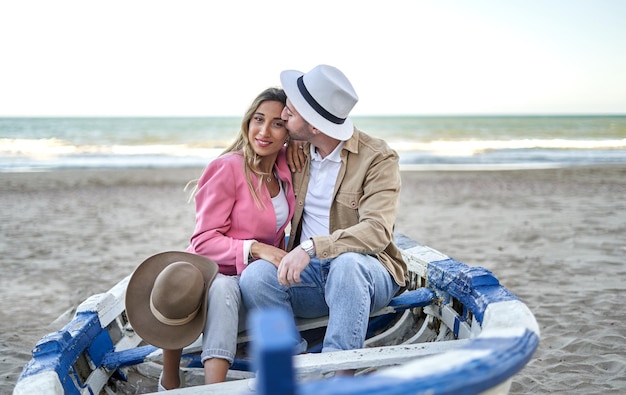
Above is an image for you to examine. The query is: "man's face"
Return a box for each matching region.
[281,98,312,141]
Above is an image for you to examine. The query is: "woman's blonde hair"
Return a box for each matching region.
[186,87,287,206]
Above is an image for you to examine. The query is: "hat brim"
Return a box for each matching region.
[281,69,354,141]
[126,251,219,350]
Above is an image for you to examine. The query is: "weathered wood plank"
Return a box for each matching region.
[142,339,471,395]
[292,339,471,376]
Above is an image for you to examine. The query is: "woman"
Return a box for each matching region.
[160,87,295,390]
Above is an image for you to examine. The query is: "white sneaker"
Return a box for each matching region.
[158,370,185,392]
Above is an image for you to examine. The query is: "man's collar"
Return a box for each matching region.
[311,140,345,162]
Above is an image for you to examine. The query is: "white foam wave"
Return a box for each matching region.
[2,137,626,171]
[389,138,626,156]
[3,138,626,159]
[0,138,222,159]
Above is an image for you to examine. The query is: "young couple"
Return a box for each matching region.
[125,65,407,391]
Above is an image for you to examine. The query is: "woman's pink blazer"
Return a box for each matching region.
[187,148,295,275]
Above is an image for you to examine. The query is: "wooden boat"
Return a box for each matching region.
[13,234,539,395]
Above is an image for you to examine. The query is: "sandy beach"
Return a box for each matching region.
[2,165,625,394]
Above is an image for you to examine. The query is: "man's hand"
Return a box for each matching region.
[277,246,311,287]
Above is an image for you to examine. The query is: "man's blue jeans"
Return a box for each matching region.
[239,252,399,352]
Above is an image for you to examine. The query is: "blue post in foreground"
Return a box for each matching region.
[250,308,298,395]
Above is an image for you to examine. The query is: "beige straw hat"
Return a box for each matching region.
[126,251,219,350]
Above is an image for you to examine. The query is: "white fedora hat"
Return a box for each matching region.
[280,64,358,141]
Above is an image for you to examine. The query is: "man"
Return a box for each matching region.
[240,64,407,360]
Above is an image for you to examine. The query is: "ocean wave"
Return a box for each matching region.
[3,137,626,157]
[388,138,626,156]
[0,138,223,159]
[2,138,626,172]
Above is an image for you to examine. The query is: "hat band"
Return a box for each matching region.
[297,76,346,125]
[149,296,201,327]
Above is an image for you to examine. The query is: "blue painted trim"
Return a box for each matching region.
[393,233,420,250]
[88,329,114,366]
[366,312,402,338]
[295,330,539,395]
[453,316,460,337]
[251,308,298,395]
[428,259,518,324]
[230,357,252,372]
[18,310,111,395]
[367,288,436,338]
[252,308,539,395]
[387,288,436,309]
[102,344,158,370]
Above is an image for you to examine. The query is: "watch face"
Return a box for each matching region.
[301,240,314,257]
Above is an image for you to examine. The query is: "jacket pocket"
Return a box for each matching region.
[335,190,362,224]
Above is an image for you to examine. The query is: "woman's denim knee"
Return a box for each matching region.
[209,274,241,304]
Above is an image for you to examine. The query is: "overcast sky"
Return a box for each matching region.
[1,0,625,116]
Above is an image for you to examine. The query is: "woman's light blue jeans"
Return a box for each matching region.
[239,252,399,352]
[201,273,246,364]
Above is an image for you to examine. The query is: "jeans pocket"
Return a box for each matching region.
[320,260,331,284]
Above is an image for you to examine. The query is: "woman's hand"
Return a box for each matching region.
[250,242,288,268]
[286,140,306,173]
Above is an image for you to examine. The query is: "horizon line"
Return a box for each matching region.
[1,113,625,119]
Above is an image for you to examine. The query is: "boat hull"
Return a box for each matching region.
[14,234,539,395]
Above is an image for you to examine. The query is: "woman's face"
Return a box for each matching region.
[248,100,288,157]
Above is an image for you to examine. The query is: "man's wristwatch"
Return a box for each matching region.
[300,239,316,258]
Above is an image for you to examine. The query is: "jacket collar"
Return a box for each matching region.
[342,127,359,155]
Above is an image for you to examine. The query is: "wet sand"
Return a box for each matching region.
[2,165,625,393]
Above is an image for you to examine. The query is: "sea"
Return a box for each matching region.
[1,115,625,172]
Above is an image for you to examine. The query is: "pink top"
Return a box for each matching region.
[187,148,295,275]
